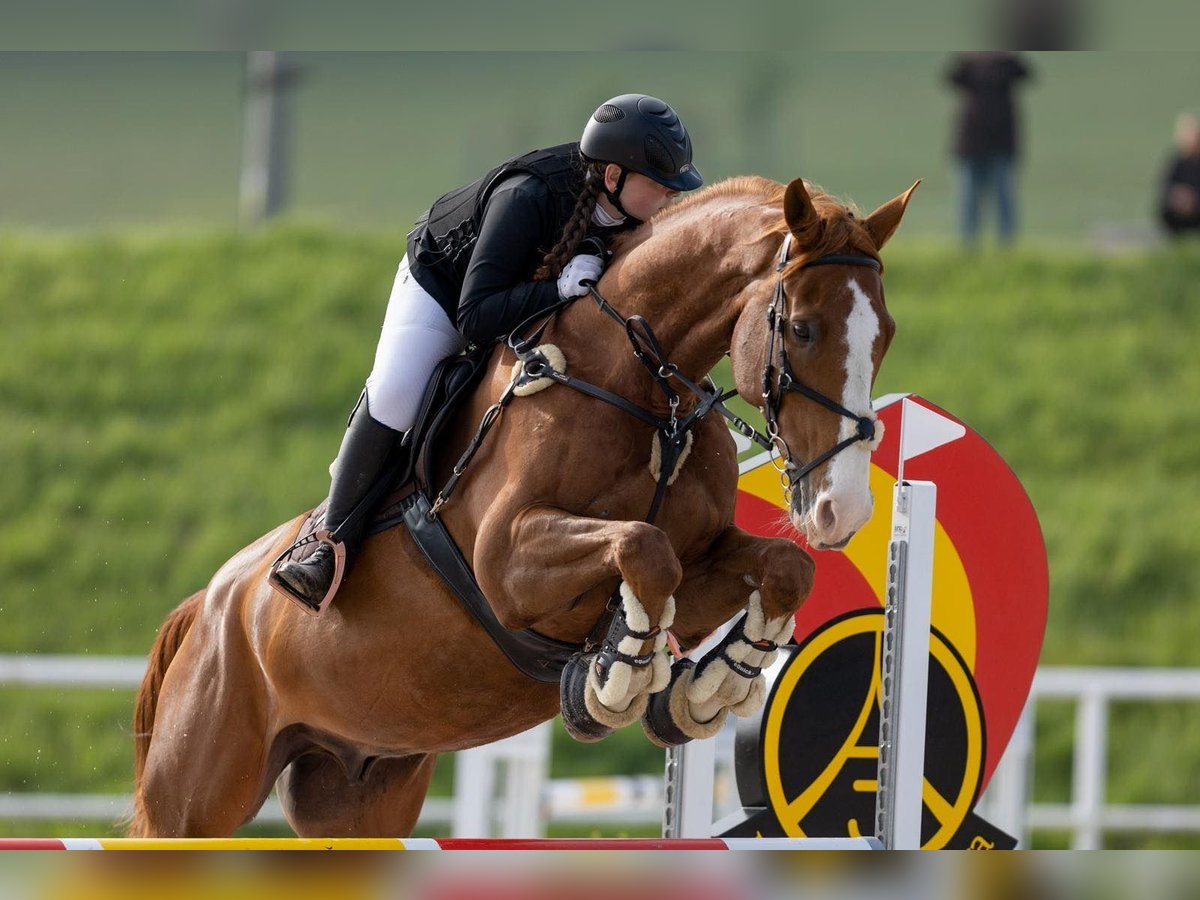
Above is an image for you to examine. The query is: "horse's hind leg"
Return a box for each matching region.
[138,619,277,836]
[276,752,437,837]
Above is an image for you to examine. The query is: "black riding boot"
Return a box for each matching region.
[274,393,403,610]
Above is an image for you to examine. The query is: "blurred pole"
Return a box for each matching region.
[742,57,786,178]
[239,51,301,227]
[1071,689,1108,849]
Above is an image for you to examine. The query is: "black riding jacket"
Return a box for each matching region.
[406,142,633,345]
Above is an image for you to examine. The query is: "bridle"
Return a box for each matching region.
[761,233,883,505]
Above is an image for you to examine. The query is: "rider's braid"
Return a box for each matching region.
[533,162,606,282]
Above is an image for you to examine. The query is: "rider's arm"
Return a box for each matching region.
[456,175,563,345]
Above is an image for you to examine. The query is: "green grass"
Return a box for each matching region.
[2,226,1199,845]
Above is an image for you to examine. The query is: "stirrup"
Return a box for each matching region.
[266,528,347,617]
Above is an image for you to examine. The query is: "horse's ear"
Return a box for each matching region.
[862,180,920,251]
[783,178,819,235]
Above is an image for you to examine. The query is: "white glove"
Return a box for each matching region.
[557,253,605,300]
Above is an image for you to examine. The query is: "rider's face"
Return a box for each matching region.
[601,165,680,221]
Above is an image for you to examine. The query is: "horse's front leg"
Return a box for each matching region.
[474,504,683,742]
[643,525,814,747]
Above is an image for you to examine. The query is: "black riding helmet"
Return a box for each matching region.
[580,94,703,216]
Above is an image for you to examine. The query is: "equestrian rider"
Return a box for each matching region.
[273,94,704,611]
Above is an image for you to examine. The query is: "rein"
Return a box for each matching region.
[430,233,884,520]
[423,232,883,657]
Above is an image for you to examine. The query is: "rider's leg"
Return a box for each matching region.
[274,255,466,610]
[273,393,402,607]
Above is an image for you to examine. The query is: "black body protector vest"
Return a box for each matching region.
[406,143,588,314]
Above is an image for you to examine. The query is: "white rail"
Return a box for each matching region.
[6,655,1200,846]
[0,655,657,834]
[979,666,1200,848]
[0,655,147,687]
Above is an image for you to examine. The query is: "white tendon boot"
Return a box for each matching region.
[581,583,675,731]
[643,591,794,746]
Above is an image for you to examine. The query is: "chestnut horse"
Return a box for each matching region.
[130,176,915,837]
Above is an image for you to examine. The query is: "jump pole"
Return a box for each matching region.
[875,479,936,850]
[0,837,876,850]
[665,476,938,851]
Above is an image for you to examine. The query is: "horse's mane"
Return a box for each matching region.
[641,175,882,275]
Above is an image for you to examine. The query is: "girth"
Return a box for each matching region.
[397,491,579,682]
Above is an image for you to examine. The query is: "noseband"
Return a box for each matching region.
[762,233,882,504]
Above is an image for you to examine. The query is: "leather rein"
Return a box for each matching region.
[422,232,884,657]
[428,232,883,522]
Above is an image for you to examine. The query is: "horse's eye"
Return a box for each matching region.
[791,321,816,343]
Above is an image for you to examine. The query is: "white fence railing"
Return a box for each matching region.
[0,655,658,835]
[5,655,1200,847]
[978,666,1200,849]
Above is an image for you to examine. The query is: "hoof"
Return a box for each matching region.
[642,659,696,749]
[560,652,614,743]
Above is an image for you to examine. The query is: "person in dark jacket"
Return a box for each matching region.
[946,52,1032,244]
[1159,113,1200,238]
[272,94,704,611]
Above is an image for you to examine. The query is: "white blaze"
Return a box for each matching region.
[820,278,880,521]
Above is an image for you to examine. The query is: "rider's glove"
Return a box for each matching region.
[557,253,605,300]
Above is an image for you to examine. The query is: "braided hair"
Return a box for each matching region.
[532,161,607,282]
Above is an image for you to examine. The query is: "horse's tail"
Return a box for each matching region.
[128,590,204,837]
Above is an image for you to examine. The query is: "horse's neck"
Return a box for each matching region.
[605,200,776,383]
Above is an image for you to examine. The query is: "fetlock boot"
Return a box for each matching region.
[273,393,404,611]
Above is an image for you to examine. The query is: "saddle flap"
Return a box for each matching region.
[414,351,491,493]
[369,349,492,533]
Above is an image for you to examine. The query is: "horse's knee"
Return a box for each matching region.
[615,522,682,603]
[760,540,815,617]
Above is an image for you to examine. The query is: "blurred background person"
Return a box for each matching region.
[992,0,1084,50]
[1158,112,1200,238]
[945,51,1033,246]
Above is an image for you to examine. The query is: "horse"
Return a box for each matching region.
[129,175,916,837]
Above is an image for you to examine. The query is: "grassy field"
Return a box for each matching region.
[3,52,1200,240]
[2,226,1199,846]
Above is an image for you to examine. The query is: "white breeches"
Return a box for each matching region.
[365,254,467,431]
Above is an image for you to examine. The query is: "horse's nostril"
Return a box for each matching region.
[815,497,837,531]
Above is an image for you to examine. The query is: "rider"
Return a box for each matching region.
[272,93,704,611]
